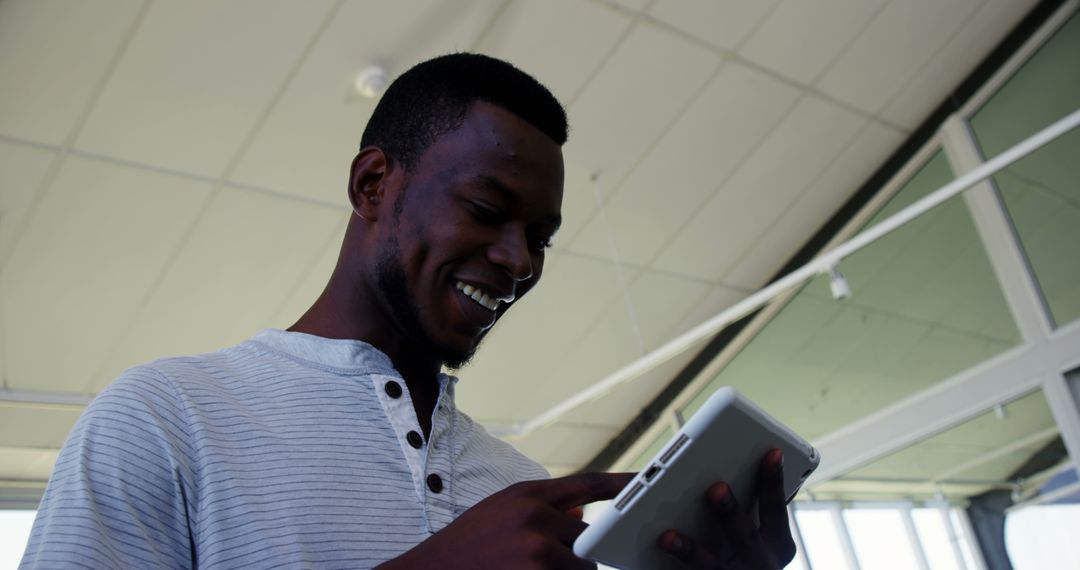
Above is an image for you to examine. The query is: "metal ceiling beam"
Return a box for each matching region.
[0,388,94,407]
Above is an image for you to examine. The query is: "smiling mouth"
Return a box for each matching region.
[454,281,504,311]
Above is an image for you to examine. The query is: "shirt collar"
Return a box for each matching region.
[249,329,459,391]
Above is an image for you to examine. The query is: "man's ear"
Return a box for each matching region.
[348,147,392,221]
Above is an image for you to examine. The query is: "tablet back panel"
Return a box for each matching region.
[574,387,819,570]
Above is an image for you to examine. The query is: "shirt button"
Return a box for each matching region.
[407,430,424,449]
[427,473,443,494]
[385,381,402,399]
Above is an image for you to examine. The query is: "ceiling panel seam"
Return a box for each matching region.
[84,1,345,391]
[562,60,725,246]
[0,134,62,154]
[590,0,909,132]
[806,0,894,89]
[873,0,991,118]
[266,216,349,328]
[0,135,347,213]
[638,92,807,269]
[0,0,152,394]
[564,13,638,107]
[553,248,739,289]
[730,0,784,53]
[713,118,880,286]
[465,0,513,52]
[590,176,647,355]
[0,0,152,271]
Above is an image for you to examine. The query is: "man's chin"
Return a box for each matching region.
[437,345,476,371]
[436,331,489,371]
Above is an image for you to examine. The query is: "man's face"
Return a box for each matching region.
[371,102,564,368]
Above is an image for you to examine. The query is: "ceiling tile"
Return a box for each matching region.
[554,173,604,245]
[0,404,82,449]
[739,0,888,84]
[667,284,750,338]
[559,340,706,429]
[510,423,618,467]
[75,0,336,178]
[1,156,212,393]
[499,268,708,425]
[0,140,56,256]
[509,295,645,420]
[625,270,712,351]
[0,0,143,145]
[879,0,1041,129]
[722,120,905,289]
[0,448,61,482]
[476,0,632,105]
[561,23,719,203]
[268,217,347,329]
[93,186,344,391]
[652,94,866,282]
[608,0,652,12]
[647,0,781,51]
[567,62,800,265]
[816,0,981,115]
[457,252,636,422]
[232,0,503,205]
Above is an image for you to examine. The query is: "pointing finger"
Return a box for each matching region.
[530,472,636,510]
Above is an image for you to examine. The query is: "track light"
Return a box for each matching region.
[828,266,851,301]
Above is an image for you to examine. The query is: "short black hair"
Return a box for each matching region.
[360,53,568,170]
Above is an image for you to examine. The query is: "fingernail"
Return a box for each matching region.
[773,449,784,472]
[717,483,734,510]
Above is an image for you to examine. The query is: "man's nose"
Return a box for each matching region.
[488,229,533,281]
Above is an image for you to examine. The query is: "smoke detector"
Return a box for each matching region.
[353,66,388,99]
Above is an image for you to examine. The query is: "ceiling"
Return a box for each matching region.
[0,0,1045,495]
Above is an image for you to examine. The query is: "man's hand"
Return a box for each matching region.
[658,449,797,569]
[377,471,634,570]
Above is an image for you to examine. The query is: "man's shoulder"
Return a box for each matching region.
[113,338,265,388]
[453,409,550,480]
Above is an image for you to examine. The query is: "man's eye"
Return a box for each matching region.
[529,236,553,253]
[469,202,504,224]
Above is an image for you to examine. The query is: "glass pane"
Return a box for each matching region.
[969,11,1080,328]
[844,508,921,569]
[787,511,810,570]
[816,390,1055,501]
[0,510,36,569]
[681,151,1021,441]
[912,508,963,570]
[948,509,980,570]
[1006,504,1080,569]
[795,508,853,570]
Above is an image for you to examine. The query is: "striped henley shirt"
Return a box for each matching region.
[21,329,548,568]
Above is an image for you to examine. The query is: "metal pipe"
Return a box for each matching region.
[492,107,1080,437]
[0,388,94,407]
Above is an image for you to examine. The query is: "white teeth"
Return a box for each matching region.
[455,281,500,311]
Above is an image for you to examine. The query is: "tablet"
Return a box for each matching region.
[573,387,820,570]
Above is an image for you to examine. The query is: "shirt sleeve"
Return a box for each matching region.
[20,366,198,569]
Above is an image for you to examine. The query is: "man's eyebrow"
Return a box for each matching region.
[476,175,562,229]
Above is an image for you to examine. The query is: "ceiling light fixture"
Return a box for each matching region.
[827,266,851,301]
[353,66,388,99]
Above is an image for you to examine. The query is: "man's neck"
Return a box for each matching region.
[289,292,443,438]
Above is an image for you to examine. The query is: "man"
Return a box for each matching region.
[22,53,794,569]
